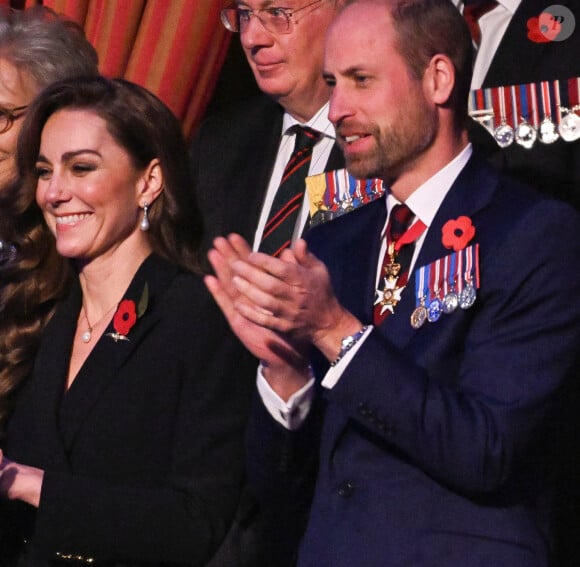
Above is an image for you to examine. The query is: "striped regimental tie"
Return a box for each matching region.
[259,125,321,257]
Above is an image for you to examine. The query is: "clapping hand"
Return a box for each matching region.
[205,234,309,369]
[0,449,43,508]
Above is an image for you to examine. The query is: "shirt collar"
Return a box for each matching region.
[385,143,473,232]
[282,102,335,140]
[453,0,519,15]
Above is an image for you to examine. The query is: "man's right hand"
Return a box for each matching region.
[205,234,311,399]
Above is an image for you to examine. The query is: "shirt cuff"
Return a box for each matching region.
[256,364,316,430]
[321,325,373,389]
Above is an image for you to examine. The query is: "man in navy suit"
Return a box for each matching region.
[206,0,580,565]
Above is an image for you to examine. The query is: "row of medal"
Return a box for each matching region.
[306,168,384,226]
[468,77,580,149]
[410,244,480,329]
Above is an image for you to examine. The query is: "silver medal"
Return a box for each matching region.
[442,291,459,314]
[559,112,580,142]
[515,120,537,149]
[539,117,559,144]
[494,123,514,148]
[459,284,477,310]
[339,197,354,212]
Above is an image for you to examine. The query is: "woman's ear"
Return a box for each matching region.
[137,158,164,206]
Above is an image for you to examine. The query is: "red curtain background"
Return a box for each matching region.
[1,0,231,139]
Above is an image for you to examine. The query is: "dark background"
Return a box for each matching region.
[202,38,260,121]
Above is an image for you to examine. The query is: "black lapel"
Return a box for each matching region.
[58,255,178,450]
[230,97,284,241]
[27,284,79,470]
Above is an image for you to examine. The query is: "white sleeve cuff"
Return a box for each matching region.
[256,364,316,430]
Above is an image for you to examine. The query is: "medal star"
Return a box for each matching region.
[374,277,404,315]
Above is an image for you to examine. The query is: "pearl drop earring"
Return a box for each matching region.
[140,202,150,231]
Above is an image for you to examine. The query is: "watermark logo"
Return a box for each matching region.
[527,5,576,43]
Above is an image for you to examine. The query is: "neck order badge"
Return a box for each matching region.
[374,204,426,324]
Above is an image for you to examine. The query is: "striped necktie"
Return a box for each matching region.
[259,125,321,257]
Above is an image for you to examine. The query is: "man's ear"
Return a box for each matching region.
[136,158,164,206]
[423,54,455,107]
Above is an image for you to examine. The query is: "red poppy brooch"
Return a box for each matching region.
[107,283,149,342]
[441,216,476,251]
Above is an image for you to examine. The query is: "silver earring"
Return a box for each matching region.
[140,202,150,231]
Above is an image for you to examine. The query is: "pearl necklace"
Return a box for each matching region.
[81,302,119,343]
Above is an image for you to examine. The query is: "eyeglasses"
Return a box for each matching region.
[0,105,28,134]
[221,0,324,35]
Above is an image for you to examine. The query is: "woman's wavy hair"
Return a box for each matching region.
[0,77,203,436]
[0,6,98,437]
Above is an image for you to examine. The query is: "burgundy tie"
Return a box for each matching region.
[463,0,498,46]
[259,126,321,257]
[373,204,415,325]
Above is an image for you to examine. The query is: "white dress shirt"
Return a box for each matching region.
[259,144,474,429]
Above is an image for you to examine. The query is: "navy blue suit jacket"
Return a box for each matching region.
[248,154,580,566]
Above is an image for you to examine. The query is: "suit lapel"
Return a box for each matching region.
[231,99,284,240]
[58,255,177,450]
[322,198,386,325]
[28,286,79,470]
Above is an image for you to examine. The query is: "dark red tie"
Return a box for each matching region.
[373,204,415,325]
[463,0,498,46]
[259,126,321,257]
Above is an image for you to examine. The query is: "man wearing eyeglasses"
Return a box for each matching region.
[190,0,345,256]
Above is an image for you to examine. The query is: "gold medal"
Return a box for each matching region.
[410,305,427,329]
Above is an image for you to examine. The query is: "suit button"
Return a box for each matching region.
[338,480,354,498]
[357,402,370,417]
